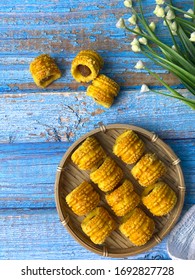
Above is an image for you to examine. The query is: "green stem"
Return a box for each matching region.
[163,17,181,55]
[151,89,195,109]
[194,0,195,23]
[144,66,184,98]
[167,4,195,19]
[143,46,195,91]
[144,66,195,109]
[176,17,195,30]
[136,0,157,39]
[194,0,195,14]
[125,25,195,74]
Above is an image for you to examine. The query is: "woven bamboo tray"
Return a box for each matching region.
[55,123,185,258]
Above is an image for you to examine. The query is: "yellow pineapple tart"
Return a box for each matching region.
[131,153,167,187]
[105,179,141,216]
[71,50,104,83]
[142,181,177,216]
[65,181,100,216]
[81,207,117,244]
[119,207,155,246]
[71,136,106,170]
[87,74,120,108]
[90,156,124,192]
[113,130,145,164]
[29,54,61,88]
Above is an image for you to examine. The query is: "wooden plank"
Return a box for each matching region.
[0,206,193,260]
[0,91,194,144]
[0,207,177,260]
[0,140,194,209]
[0,0,192,94]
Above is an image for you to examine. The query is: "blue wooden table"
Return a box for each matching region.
[0,0,194,260]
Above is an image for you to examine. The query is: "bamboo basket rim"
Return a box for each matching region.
[55,123,185,258]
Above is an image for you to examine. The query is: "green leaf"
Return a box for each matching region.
[176,17,195,31]
[177,25,195,64]
[144,49,195,91]
[125,25,195,75]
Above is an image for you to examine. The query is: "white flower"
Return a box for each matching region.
[139,37,148,45]
[163,19,171,26]
[133,25,141,33]
[130,38,139,46]
[128,14,137,25]
[116,18,125,29]
[169,21,177,35]
[172,31,177,36]
[155,0,165,5]
[165,6,170,13]
[130,38,139,45]
[131,38,141,51]
[149,22,156,32]
[172,45,177,51]
[189,32,195,42]
[184,9,194,18]
[171,21,177,33]
[140,84,150,93]
[124,0,132,8]
[166,9,175,20]
[135,60,145,69]
[154,5,165,18]
[131,44,141,52]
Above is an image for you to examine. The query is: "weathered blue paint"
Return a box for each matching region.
[0,0,194,260]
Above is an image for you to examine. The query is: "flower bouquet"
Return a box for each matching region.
[116,0,195,110]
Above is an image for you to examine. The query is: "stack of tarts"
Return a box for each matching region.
[63,128,178,250]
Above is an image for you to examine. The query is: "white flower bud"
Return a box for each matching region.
[128,14,137,25]
[165,6,170,13]
[139,37,148,45]
[149,22,156,32]
[140,84,150,93]
[135,60,145,69]
[155,0,165,4]
[172,45,177,51]
[131,44,141,52]
[154,5,165,18]
[166,9,175,20]
[184,9,194,18]
[163,19,171,27]
[189,32,195,42]
[124,0,132,8]
[171,21,177,32]
[130,38,139,46]
[116,18,125,29]
[133,25,141,33]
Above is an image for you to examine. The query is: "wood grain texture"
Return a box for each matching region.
[0,0,194,260]
[0,0,192,95]
[0,140,194,209]
[0,90,194,144]
[0,208,174,260]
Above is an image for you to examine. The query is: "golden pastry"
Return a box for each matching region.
[131,153,167,187]
[81,206,117,244]
[105,179,140,216]
[71,136,106,170]
[90,156,123,192]
[113,130,145,164]
[65,181,100,216]
[87,74,120,108]
[71,50,104,83]
[119,207,155,246]
[142,181,177,216]
[29,54,61,88]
